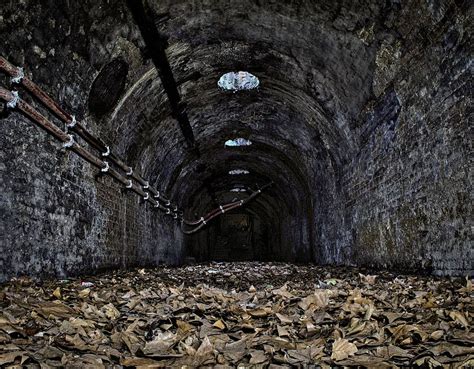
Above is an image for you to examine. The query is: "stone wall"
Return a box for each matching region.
[0,0,182,282]
[344,0,472,275]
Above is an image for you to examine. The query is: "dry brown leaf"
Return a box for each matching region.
[1,262,470,368]
[0,351,29,366]
[143,332,176,355]
[458,277,473,293]
[249,350,267,364]
[287,346,324,364]
[298,290,329,310]
[78,288,91,298]
[52,287,61,299]
[213,319,226,330]
[449,310,469,328]
[176,319,194,333]
[101,303,120,320]
[346,318,366,336]
[193,336,215,365]
[359,273,377,285]
[248,307,272,317]
[375,344,410,359]
[65,333,91,351]
[120,357,162,366]
[276,312,293,324]
[429,342,474,357]
[364,303,375,320]
[381,311,405,324]
[331,338,358,361]
[272,283,294,299]
[36,301,75,318]
[277,325,289,337]
[223,338,247,362]
[430,330,444,340]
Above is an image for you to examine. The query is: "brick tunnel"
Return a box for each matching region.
[0,1,472,367]
[1,0,471,277]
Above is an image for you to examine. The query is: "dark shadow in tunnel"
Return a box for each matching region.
[177,136,315,263]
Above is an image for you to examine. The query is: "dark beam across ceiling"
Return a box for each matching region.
[126,0,196,149]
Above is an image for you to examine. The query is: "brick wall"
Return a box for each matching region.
[343,0,472,275]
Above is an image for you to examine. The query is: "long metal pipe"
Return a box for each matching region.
[0,56,176,208]
[181,182,273,234]
[1,56,273,232]
[0,87,173,214]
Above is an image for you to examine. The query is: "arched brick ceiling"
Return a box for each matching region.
[110,0,382,213]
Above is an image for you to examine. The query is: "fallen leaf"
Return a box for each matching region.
[331,338,358,361]
[299,290,329,310]
[248,307,272,317]
[359,273,377,285]
[0,351,29,366]
[78,288,91,298]
[272,283,294,299]
[277,325,289,337]
[449,310,469,328]
[143,332,176,355]
[194,336,214,365]
[276,312,293,324]
[36,301,75,318]
[213,319,226,330]
[249,350,267,364]
[102,303,120,320]
[53,287,61,299]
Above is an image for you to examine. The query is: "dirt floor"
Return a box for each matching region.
[0,262,472,368]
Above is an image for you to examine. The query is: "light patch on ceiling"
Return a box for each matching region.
[229,169,250,175]
[230,188,247,192]
[225,138,252,147]
[218,71,259,91]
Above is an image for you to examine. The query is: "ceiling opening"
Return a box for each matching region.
[229,169,250,175]
[224,138,253,147]
[230,188,247,192]
[218,71,260,91]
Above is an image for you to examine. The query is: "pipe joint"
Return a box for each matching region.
[7,90,19,109]
[11,67,24,84]
[66,115,77,129]
[101,161,109,173]
[63,134,75,149]
[102,146,110,157]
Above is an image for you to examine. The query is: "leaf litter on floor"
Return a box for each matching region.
[0,262,472,368]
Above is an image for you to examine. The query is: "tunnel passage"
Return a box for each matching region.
[180,141,315,263]
[107,0,367,265]
[0,0,472,281]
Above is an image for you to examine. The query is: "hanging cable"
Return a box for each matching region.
[181,199,244,226]
[181,182,273,234]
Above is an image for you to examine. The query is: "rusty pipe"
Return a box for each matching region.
[181,182,272,234]
[0,56,174,208]
[0,87,172,214]
[182,200,243,226]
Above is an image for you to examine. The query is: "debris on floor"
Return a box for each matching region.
[0,262,472,368]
